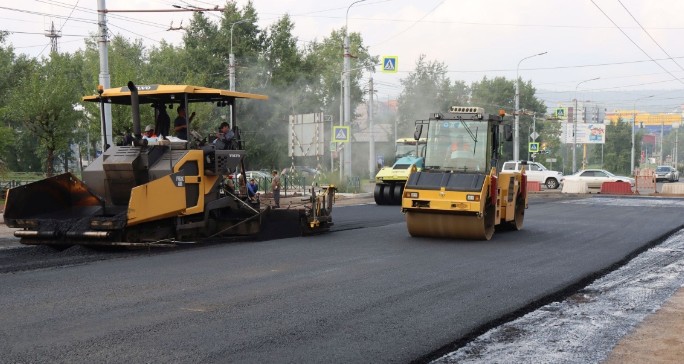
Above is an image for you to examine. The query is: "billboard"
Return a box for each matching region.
[560,122,606,144]
[288,113,325,157]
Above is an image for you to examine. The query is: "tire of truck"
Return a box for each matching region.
[392,184,403,204]
[383,184,393,204]
[374,184,385,205]
[545,178,559,189]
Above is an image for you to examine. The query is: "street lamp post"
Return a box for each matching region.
[572,77,600,173]
[514,51,546,161]
[660,118,665,165]
[673,122,680,167]
[631,95,654,174]
[342,0,366,179]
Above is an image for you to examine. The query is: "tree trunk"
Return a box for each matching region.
[46,148,54,177]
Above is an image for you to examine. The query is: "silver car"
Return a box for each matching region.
[655,165,679,182]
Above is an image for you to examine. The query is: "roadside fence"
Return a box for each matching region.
[346,176,361,193]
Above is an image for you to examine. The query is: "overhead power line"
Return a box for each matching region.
[617,0,684,73]
[369,0,445,48]
[7,30,86,37]
[590,0,684,86]
[34,0,170,28]
[0,5,95,25]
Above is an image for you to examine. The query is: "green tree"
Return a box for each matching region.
[9,53,85,175]
[471,76,547,161]
[241,14,303,169]
[302,29,375,122]
[146,41,187,84]
[0,32,43,172]
[397,55,469,137]
[594,118,639,175]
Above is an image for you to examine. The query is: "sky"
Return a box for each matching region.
[4,0,684,113]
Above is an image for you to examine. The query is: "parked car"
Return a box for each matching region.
[563,169,635,189]
[282,166,321,177]
[655,165,679,182]
[501,160,564,189]
[244,170,271,180]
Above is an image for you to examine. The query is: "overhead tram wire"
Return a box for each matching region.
[590,0,684,86]
[617,0,684,73]
[534,69,684,88]
[443,56,684,74]
[235,6,684,31]
[538,78,683,94]
[107,22,165,45]
[369,0,445,48]
[32,0,171,29]
[7,30,86,37]
[12,38,85,49]
[7,4,168,45]
[0,6,96,25]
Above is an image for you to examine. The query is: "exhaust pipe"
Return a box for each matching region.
[128,81,147,146]
[128,81,141,137]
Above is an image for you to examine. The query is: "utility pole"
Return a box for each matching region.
[674,122,680,167]
[368,75,375,180]
[97,0,113,151]
[631,95,654,174]
[514,51,547,161]
[229,19,249,92]
[343,32,352,178]
[532,113,536,161]
[573,77,599,173]
[343,0,365,179]
[339,73,344,182]
[229,19,249,129]
[660,119,665,165]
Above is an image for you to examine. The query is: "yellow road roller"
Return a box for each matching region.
[401,106,527,240]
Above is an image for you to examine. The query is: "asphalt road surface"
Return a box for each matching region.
[1,195,683,363]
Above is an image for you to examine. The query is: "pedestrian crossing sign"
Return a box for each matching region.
[333,126,350,142]
[528,142,540,153]
[382,56,398,73]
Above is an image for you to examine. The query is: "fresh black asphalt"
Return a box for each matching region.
[1,196,682,363]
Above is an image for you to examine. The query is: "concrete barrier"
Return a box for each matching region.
[600,181,633,195]
[635,172,656,195]
[562,180,589,194]
[527,181,541,192]
[661,183,684,195]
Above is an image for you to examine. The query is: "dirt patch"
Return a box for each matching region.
[604,288,684,364]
